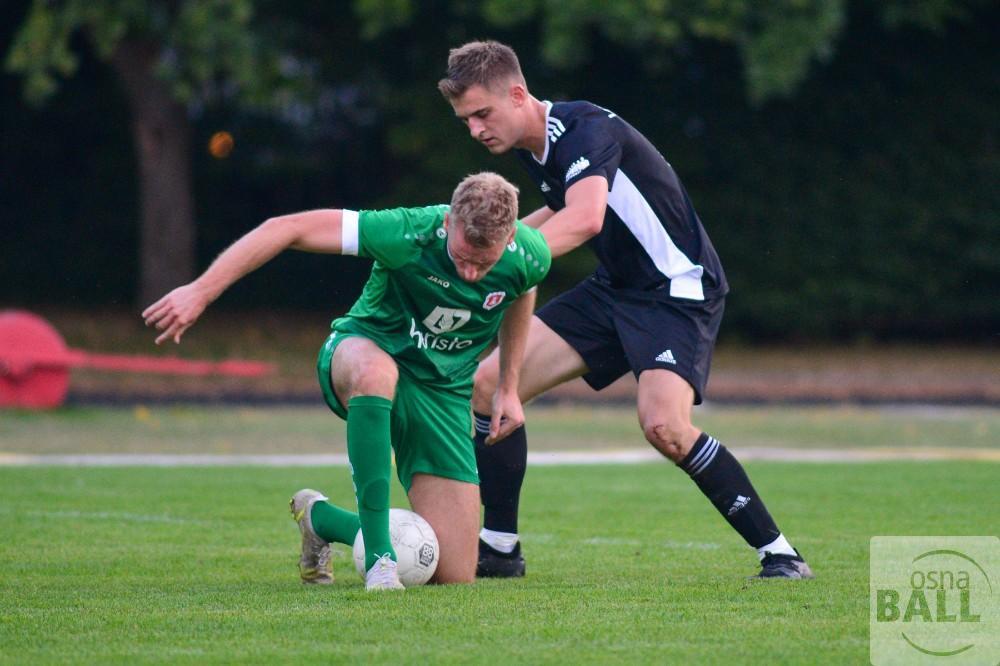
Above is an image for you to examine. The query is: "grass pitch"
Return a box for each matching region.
[0,406,997,664]
[2,404,997,454]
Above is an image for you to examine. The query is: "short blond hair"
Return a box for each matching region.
[449,172,519,248]
[438,40,525,100]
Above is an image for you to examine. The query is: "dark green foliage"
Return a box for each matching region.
[1,1,995,340]
[708,5,999,340]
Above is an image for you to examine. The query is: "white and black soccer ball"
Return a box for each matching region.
[353,508,439,586]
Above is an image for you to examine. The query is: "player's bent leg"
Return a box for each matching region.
[472,316,589,576]
[331,336,398,403]
[407,473,479,584]
[637,370,812,579]
[636,369,701,462]
[472,315,588,412]
[330,337,402,587]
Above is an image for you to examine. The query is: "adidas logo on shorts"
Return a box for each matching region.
[655,349,676,365]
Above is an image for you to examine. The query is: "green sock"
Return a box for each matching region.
[310,501,360,546]
[346,395,396,571]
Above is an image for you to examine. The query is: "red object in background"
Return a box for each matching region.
[0,310,274,410]
[0,310,72,409]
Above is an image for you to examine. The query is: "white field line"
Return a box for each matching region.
[0,506,210,525]
[0,447,996,467]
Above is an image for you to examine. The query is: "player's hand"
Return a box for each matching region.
[487,387,525,445]
[141,282,211,345]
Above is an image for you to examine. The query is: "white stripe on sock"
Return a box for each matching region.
[473,416,491,435]
[690,438,720,476]
[685,437,715,472]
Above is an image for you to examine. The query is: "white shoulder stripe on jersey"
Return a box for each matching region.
[534,101,556,165]
[341,209,359,255]
[547,116,564,144]
[606,170,705,300]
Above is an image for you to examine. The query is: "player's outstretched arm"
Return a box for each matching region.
[142,209,346,345]
[487,288,537,445]
[537,175,607,257]
[521,205,555,229]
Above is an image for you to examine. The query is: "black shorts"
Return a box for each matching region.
[536,277,724,404]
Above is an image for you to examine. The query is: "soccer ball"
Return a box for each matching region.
[353,508,439,586]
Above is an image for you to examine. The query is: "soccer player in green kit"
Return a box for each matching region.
[143,172,551,590]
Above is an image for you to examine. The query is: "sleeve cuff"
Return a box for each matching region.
[341,210,359,256]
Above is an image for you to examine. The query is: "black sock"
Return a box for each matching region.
[473,411,527,534]
[679,432,781,549]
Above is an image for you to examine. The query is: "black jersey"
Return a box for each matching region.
[514,101,728,300]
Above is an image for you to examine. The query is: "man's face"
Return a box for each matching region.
[444,215,512,283]
[449,83,524,154]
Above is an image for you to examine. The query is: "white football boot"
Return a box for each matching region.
[365,553,405,591]
[289,489,333,584]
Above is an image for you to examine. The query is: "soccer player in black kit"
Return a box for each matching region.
[439,41,813,580]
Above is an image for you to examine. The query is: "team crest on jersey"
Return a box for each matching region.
[422,306,471,334]
[482,291,506,310]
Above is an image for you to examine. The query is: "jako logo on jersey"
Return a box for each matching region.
[421,306,471,334]
[482,291,506,310]
[565,157,590,182]
[426,275,450,289]
[409,318,473,351]
[540,182,551,193]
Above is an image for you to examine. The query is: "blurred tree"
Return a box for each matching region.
[358,0,850,103]
[6,0,966,308]
[352,0,996,340]
[358,0,990,103]
[4,0,313,306]
[4,0,994,340]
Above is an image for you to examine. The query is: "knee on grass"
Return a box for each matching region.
[431,566,476,585]
[428,536,477,585]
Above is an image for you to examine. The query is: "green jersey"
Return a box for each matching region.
[332,204,551,393]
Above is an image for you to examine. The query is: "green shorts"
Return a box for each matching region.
[316,331,478,492]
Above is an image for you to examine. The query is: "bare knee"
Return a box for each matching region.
[407,475,478,586]
[350,360,397,397]
[431,563,475,585]
[641,417,698,463]
[472,357,500,414]
[332,338,398,401]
